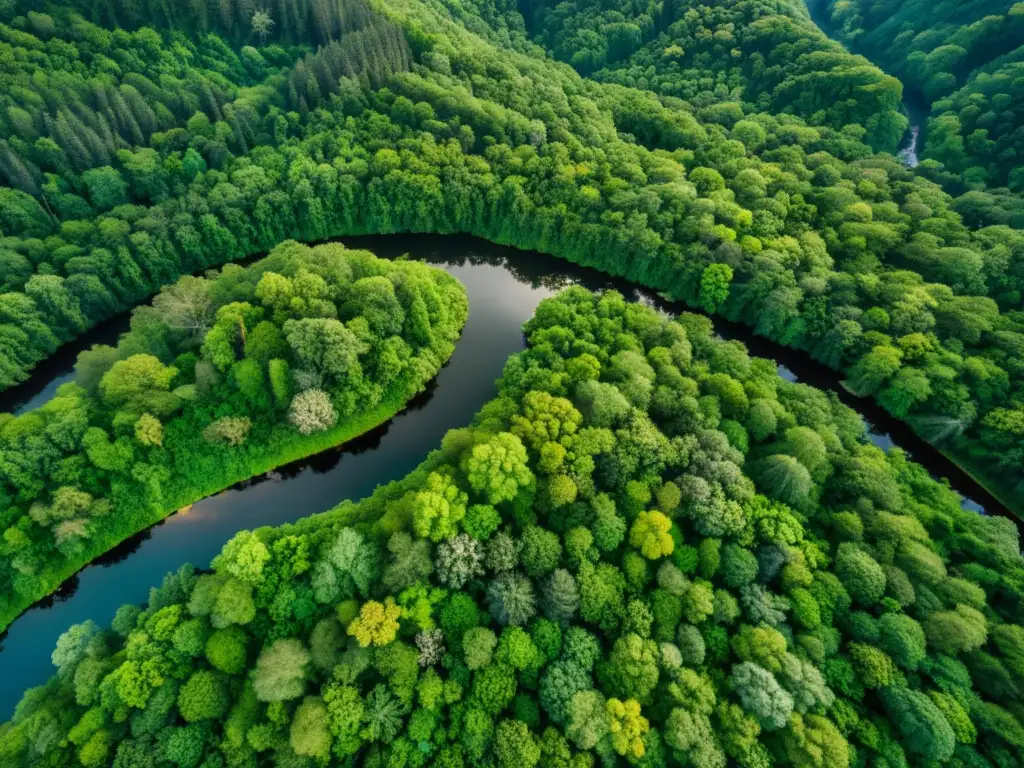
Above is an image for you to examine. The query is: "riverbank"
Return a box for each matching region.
[0,384,429,633]
[6,226,1020,523]
[0,250,541,718]
[5,277,1019,768]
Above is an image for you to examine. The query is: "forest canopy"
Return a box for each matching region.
[4,288,1023,767]
[821,0,1024,196]
[519,0,909,151]
[2,0,1023,511]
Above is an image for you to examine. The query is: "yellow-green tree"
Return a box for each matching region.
[348,598,401,647]
[629,510,674,559]
[606,697,649,759]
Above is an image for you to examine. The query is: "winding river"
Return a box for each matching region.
[0,235,1001,718]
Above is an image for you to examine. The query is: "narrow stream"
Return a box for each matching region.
[805,0,927,166]
[0,235,1002,718]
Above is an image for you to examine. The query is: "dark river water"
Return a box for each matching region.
[0,235,1001,718]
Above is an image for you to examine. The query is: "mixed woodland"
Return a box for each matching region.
[1,0,1024,765]
[519,0,908,151]
[5,290,1024,767]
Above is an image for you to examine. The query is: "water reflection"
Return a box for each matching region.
[1,315,130,415]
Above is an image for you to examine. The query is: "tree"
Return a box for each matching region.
[323,683,364,755]
[52,621,102,676]
[924,604,988,654]
[778,653,834,713]
[576,380,631,428]
[511,390,582,450]
[178,670,228,722]
[134,414,163,447]
[269,359,291,407]
[495,719,541,768]
[729,662,793,731]
[566,690,608,750]
[213,530,269,585]
[664,708,725,768]
[520,525,562,577]
[149,278,212,348]
[606,698,649,759]
[834,543,886,606]
[630,510,674,559]
[382,532,433,592]
[464,504,501,539]
[497,626,543,671]
[880,687,956,762]
[699,264,733,314]
[411,472,468,543]
[290,696,332,758]
[463,626,497,670]
[732,624,787,672]
[348,598,401,647]
[161,725,205,766]
[288,389,337,435]
[99,355,178,418]
[416,629,446,667]
[462,706,495,760]
[488,571,537,626]
[285,318,363,391]
[82,166,127,210]
[846,346,902,396]
[539,658,590,725]
[542,569,580,625]
[780,713,850,768]
[598,634,660,704]
[848,643,898,689]
[878,613,926,670]
[324,527,380,598]
[756,455,813,509]
[252,638,310,702]
[592,495,627,552]
[436,533,484,588]
[464,432,534,504]
[252,9,275,43]
[205,626,248,675]
[203,416,252,446]
[362,685,404,742]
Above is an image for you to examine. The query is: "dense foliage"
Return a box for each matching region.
[5,288,1024,767]
[0,240,467,632]
[820,0,1024,196]
[0,0,412,388]
[2,0,1024,508]
[519,0,907,151]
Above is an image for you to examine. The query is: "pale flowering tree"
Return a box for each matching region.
[202,417,252,446]
[416,629,445,667]
[435,533,484,588]
[288,389,337,435]
[251,10,275,43]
